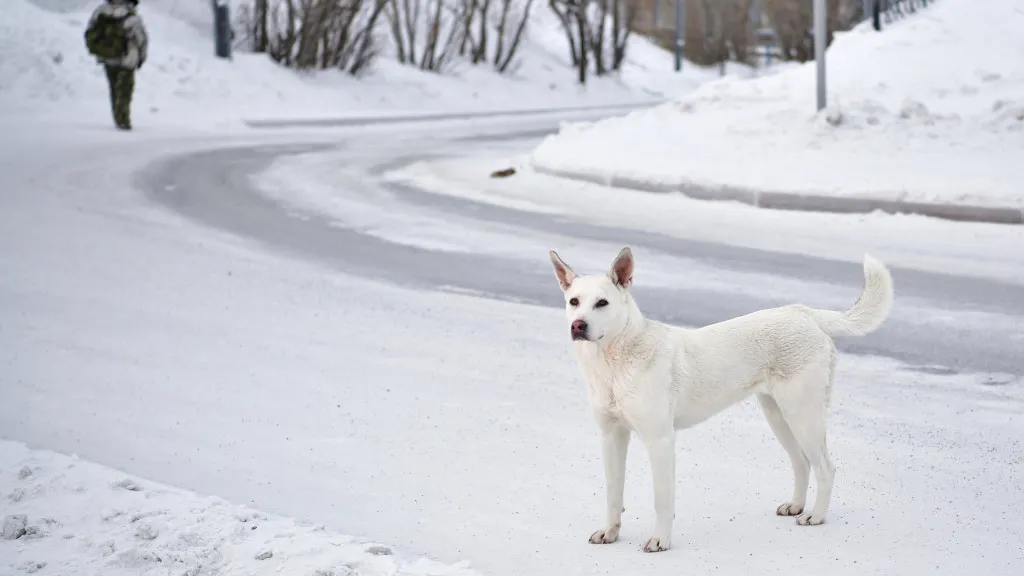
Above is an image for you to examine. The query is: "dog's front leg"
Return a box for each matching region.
[590,416,630,545]
[640,433,676,552]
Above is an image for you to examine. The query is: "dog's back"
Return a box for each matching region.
[670,255,893,427]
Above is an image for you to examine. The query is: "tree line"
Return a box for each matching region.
[236,0,637,83]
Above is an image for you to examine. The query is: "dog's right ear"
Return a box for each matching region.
[549,250,577,292]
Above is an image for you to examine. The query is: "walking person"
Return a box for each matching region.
[84,0,148,130]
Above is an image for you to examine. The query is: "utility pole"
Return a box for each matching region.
[813,0,826,110]
[674,0,685,72]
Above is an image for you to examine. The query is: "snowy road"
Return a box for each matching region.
[143,127,1024,376]
[2,115,1022,576]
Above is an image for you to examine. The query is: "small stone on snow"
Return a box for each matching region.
[21,561,46,574]
[100,540,116,557]
[2,515,28,540]
[136,523,159,540]
[255,550,273,561]
[366,545,392,556]
[115,478,142,491]
[18,466,32,480]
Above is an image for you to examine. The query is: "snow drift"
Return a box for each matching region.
[529,0,1024,208]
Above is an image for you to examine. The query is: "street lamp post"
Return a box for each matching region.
[674,0,685,72]
[813,0,826,110]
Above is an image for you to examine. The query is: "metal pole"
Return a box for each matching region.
[674,0,684,72]
[813,0,826,111]
[214,0,232,60]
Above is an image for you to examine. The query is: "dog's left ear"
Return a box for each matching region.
[609,247,634,289]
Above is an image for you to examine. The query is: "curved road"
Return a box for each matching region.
[2,113,1022,576]
[141,127,1023,377]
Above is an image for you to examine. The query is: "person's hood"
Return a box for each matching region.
[99,0,136,17]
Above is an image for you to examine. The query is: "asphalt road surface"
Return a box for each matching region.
[141,123,1024,378]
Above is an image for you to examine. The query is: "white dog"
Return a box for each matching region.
[548,247,893,553]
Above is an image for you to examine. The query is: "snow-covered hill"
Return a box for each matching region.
[1,0,739,128]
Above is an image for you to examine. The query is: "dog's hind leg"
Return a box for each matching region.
[590,417,631,545]
[757,393,809,517]
[773,359,837,526]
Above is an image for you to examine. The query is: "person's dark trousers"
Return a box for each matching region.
[103,65,135,130]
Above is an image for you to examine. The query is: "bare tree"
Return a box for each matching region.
[237,0,538,77]
[550,0,635,83]
[588,0,634,74]
[252,0,270,52]
[492,0,536,72]
[254,0,385,75]
[589,0,608,75]
[386,0,420,65]
[387,0,467,72]
[608,0,633,71]
[549,0,590,84]
[458,0,479,57]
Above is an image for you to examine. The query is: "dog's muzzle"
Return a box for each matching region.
[571,319,589,341]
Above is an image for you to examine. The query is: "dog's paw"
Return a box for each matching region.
[642,535,670,553]
[795,512,826,526]
[588,525,620,544]
[776,502,804,516]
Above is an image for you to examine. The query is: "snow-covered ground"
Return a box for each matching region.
[3,122,1024,576]
[528,0,1024,208]
[3,2,1024,571]
[2,0,746,129]
[0,440,479,576]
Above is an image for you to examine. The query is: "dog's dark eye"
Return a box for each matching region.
[595,299,609,309]
[569,297,579,307]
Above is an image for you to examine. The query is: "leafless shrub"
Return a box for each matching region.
[454,0,536,73]
[589,0,635,75]
[492,0,536,73]
[550,0,637,85]
[237,0,386,75]
[387,0,467,72]
[549,0,588,83]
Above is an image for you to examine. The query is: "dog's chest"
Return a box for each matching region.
[576,356,638,413]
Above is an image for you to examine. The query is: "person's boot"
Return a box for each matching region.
[114,109,132,131]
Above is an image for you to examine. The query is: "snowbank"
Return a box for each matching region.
[1,0,735,128]
[383,154,1024,284]
[0,440,480,576]
[529,0,1024,209]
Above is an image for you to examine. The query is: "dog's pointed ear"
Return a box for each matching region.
[549,250,577,292]
[609,247,634,289]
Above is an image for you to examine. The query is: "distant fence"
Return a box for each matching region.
[860,0,937,31]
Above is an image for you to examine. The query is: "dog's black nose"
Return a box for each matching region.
[571,319,588,333]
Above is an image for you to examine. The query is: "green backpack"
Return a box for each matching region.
[85,12,130,60]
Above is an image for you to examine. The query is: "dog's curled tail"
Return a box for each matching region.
[811,254,894,337]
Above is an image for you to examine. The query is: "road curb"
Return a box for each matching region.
[531,165,1024,225]
[242,101,663,129]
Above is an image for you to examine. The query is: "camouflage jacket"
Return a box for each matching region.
[86,0,149,70]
